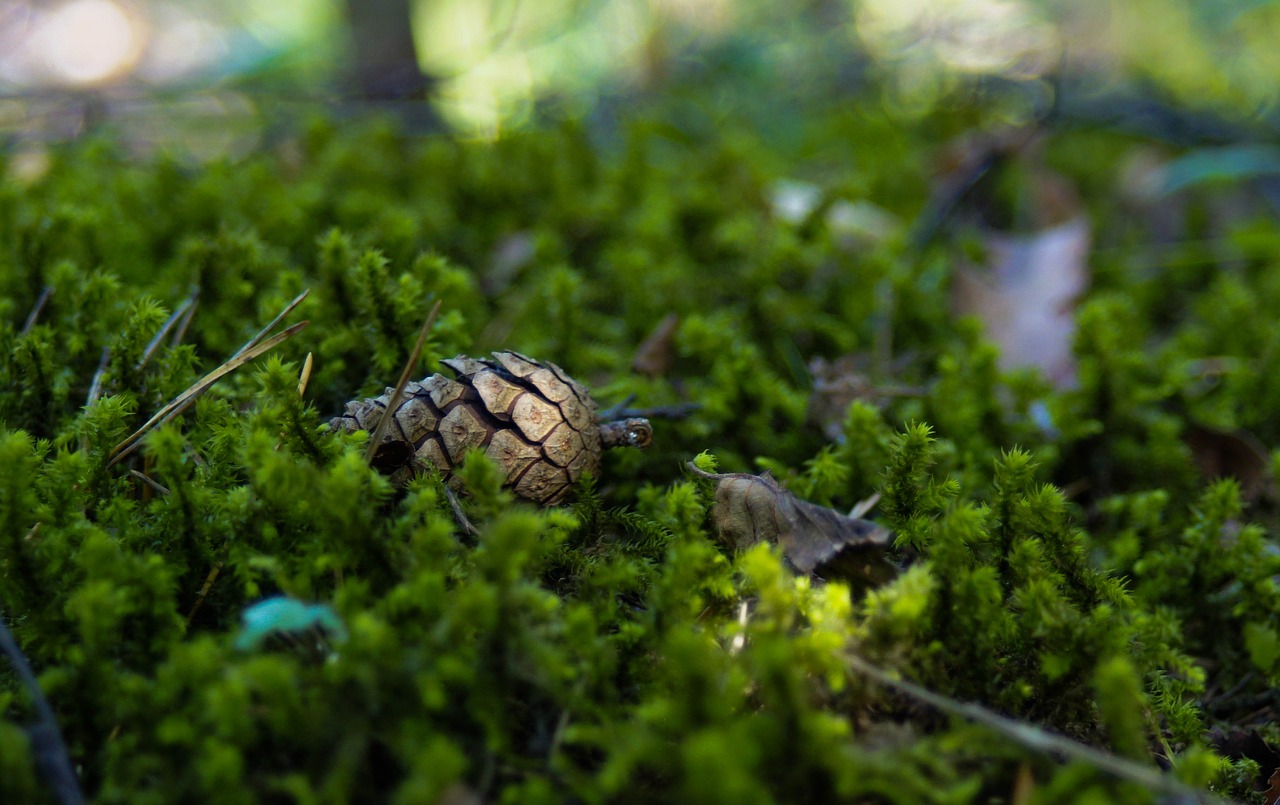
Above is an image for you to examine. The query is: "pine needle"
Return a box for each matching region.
[85,346,110,408]
[297,352,314,397]
[233,290,310,359]
[843,653,1230,804]
[128,470,171,496]
[21,285,54,336]
[169,294,199,347]
[108,320,309,468]
[0,605,85,805]
[364,299,442,465]
[136,293,198,371]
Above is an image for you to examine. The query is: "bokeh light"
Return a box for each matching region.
[39,0,141,85]
[855,0,1058,82]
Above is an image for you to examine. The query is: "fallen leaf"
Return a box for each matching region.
[688,463,893,575]
[633,313,680,377]
[1185,423,1271,502]
[1206,727,1280,801]
[952,216,1091,388]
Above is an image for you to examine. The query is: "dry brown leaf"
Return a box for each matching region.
[952,216,1091,388]
[1185,423,1272,502]
[632,313,679,378]
[689,463,893,575]
[1207,727,1280,802]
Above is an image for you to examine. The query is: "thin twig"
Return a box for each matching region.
[596,394,636,420]
[107,320,310,467]
[20,285,54,336]
[843,653,1231,805]
[185,561,225,626]
[365,299,441,465]
[0,606,85,805]
[600,402,700,422]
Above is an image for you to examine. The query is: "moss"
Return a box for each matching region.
[0,103,1275,802]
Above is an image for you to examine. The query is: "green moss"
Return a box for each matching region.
[0,103,1275,802]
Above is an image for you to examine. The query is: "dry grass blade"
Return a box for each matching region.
[107,321,310,468]
[844,653,1229,805]
[297,352,314,397]
[232,289,310,359]
[365,299,442,465]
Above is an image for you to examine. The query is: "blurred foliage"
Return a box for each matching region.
[7,0,1280,147]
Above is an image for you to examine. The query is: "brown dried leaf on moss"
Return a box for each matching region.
[952,216,1091,388]
[689,463,893,575]
[1185,423,1272,502]
[632,313,679,378]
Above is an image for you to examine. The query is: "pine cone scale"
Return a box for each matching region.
[471,371,524,421]
[510,392,562,442]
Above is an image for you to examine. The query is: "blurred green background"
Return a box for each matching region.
[1,0,1277,149]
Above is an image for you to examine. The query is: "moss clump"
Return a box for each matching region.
[0,106,1276,802]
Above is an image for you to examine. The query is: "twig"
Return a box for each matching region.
[365,299,441,465]
[20,285,54,336]
[599,402,700,421]
[843,653,1232,805]
[185,561,225,626]
[107,320,310,467]
[0,606,85,805]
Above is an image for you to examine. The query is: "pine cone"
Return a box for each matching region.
[331,352,652,505]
